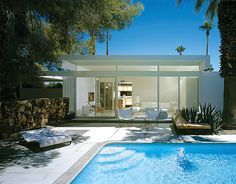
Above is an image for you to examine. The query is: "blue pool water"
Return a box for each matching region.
[71,143,236,184]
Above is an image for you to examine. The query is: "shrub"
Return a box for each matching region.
[179,104,222,134]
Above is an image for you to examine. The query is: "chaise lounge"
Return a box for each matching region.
[19,127,72,152]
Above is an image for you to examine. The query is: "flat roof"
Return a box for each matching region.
[60,55,210,66]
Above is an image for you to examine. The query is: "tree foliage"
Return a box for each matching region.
[0,0,143,100]
[176,45,186,55]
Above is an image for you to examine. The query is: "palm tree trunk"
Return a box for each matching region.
[89,30,96,55]
[206,33,209,55]
[218,1,236,126]
[223,76,236,128]
[106,29,109,55]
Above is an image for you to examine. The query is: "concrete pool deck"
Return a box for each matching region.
[0,123,236,184]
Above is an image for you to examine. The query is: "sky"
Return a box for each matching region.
[96,0,221,71]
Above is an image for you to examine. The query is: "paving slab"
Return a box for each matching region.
[1,124,236,184]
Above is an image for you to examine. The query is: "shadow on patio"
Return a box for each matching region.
[117,126,175,141]
[0,144,60,171]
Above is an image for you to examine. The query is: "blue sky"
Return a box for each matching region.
[96,0,221,71]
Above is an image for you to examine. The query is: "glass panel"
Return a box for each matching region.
[119,77,157,118]
[159,66,199,71]
[180,77,198,108]
[159,77,178,115]
[118,66,157,71]
[95,78,115,117]
[77,65,116,71]
[76,77,96,117]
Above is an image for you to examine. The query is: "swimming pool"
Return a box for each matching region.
[71,143,236,184]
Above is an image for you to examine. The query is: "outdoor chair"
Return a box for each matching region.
[19,127,72,152]
[143,108,161,129]
[117,107,135,127]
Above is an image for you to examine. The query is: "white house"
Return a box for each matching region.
[43,55,224,118]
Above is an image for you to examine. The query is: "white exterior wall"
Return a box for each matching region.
[199,72,224,110]
[63,77,76,112]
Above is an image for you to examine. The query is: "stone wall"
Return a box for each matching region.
[0,97,69,139]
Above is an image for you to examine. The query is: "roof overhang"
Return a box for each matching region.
[59,55,210,67]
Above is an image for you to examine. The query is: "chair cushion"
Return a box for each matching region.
[117,107,133,119]
[146,109,160,120]
[158,108,168,119]
[173,111,211,130]
[20,128,72,148]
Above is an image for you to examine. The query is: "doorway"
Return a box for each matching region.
[100,82,113,109]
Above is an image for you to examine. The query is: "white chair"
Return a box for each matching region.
[145,108,160,120]
[144,108,161,129]
[117,107,135,127]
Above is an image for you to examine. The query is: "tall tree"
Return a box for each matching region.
[177,0,236,127]
[200,21,213,55]
[0,0,143,100]
[176,45,186,55]
[0,0,83,100]
[80,0,143,55]
[103,1,144,55]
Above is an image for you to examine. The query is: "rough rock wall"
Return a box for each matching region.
[0,97,69,139]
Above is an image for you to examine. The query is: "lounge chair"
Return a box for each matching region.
[19,128,72,152]
[117,107,135,127]
[173,111,212,135]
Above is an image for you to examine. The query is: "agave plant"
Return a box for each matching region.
[179,107,200,124]
[198,103,223,133]
[179,104,223,134]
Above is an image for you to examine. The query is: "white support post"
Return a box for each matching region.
[94,78,97,117]
[157,65,160,110]
[157,76,160,110]
[178,76,180,110]
[115,66,118,117]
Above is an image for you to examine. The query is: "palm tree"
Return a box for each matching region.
[176,45,186,55]
[200,21,213,55]
[177,0,236,127]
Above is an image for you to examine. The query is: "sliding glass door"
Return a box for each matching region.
[95,78,115,117]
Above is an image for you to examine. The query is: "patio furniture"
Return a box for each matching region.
[19,128,72,152]
[173,111,212,135]
[143,108,161,129]
[158,108,168,119]
[117,107,135,127]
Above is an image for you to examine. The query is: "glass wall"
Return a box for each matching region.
[118,77,158,118]
[76,77,115,117]
[159,77,178,114]
[159,66,199,71]
[95,78,115,117]
[180,77,198,108]
[76,76,199,118]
